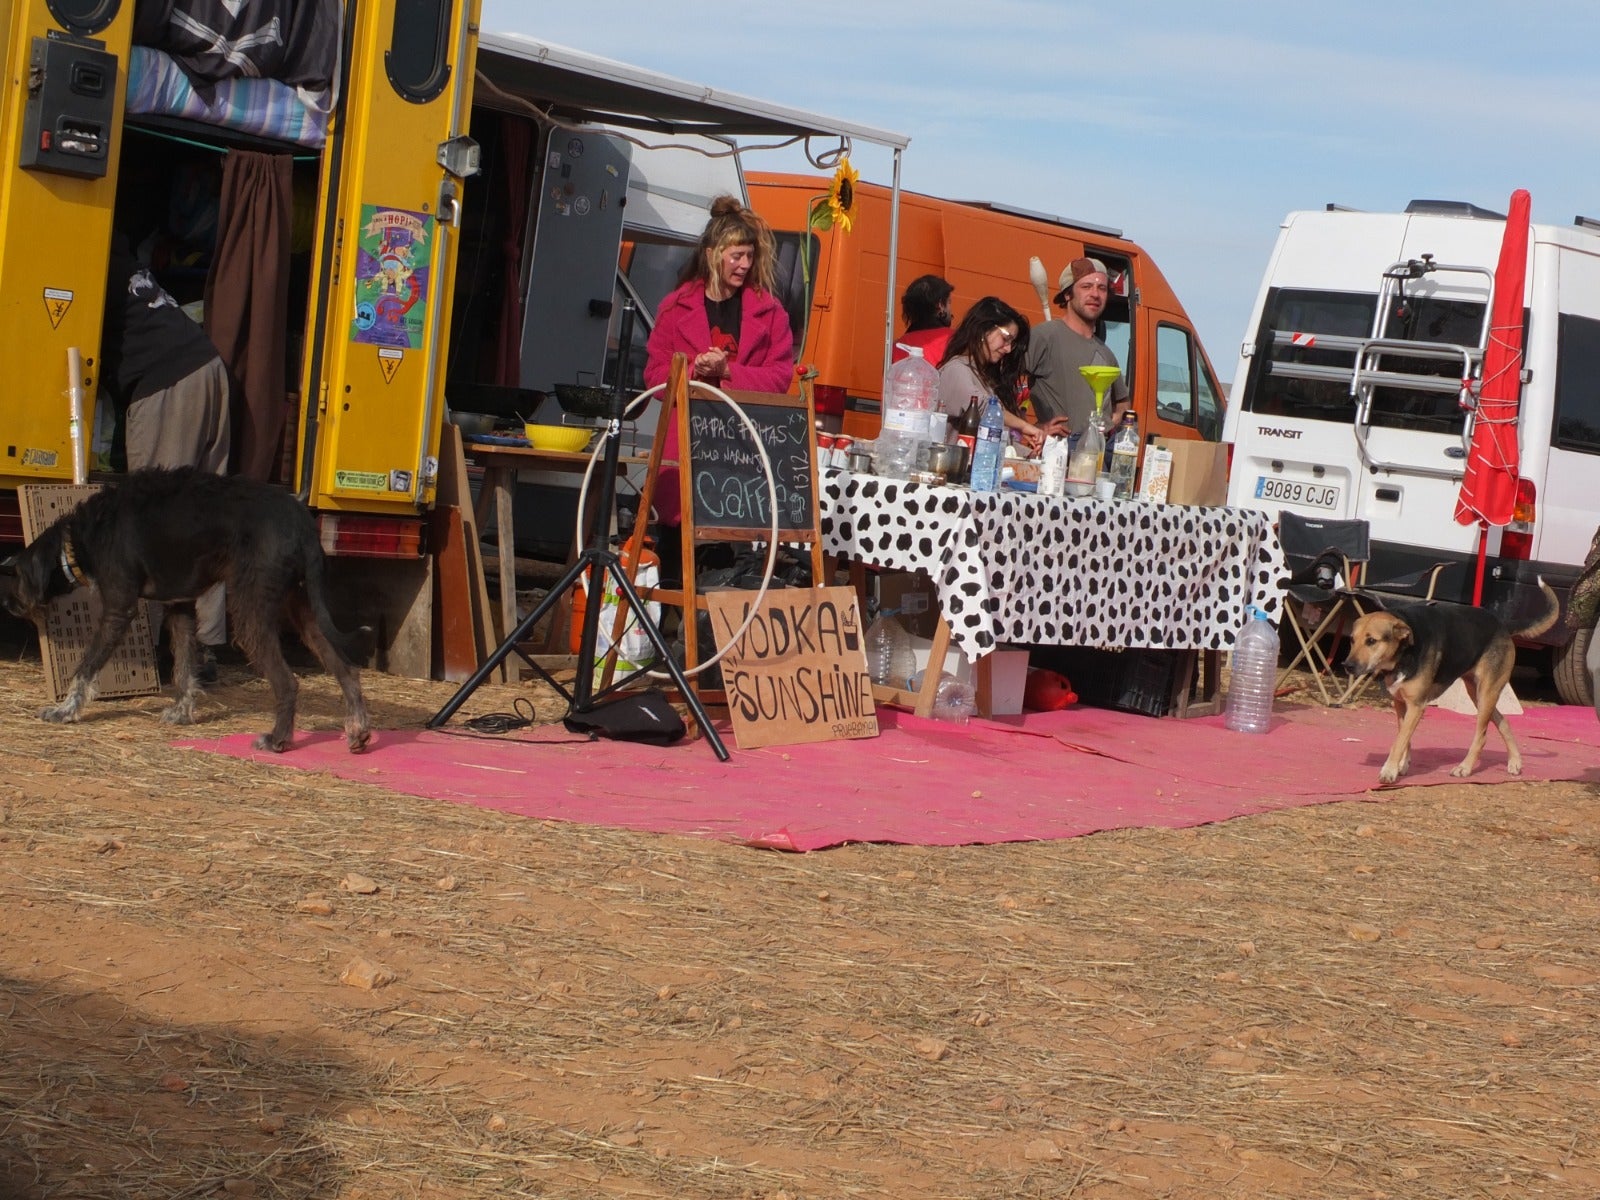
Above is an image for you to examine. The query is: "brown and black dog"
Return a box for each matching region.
[1,467,370,753]
[1342,582,1559,783]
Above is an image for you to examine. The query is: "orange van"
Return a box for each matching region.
[746,171,1226,445]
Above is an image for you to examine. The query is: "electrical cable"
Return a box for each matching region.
[461,696,539,734]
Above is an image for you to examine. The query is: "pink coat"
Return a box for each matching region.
[644,280,796,525]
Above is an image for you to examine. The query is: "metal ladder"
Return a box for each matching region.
[1348,254,1494,480]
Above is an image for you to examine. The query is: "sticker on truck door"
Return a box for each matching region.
[351,206,432,350]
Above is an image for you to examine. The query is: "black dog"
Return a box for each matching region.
[1,468,370,752]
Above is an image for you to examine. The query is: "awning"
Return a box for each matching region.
[474,35,911,384]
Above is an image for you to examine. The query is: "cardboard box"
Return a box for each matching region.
[1137,445,1172,503]
[985,649,1030,716]
[872,569,939,638]
[1152,438,1229,506]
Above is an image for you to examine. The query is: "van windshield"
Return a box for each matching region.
[1245,287,1485,434]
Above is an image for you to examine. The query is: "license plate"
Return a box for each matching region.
[1255,475,1340,509]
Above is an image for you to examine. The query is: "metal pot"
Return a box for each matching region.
[847,450,875,473]
[925,442,963,479]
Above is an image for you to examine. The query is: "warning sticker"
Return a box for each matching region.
[43,288,73,329]
[378,346,402,383]
[335,470,388,492]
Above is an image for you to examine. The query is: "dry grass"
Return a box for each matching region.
[1,637,1598,1198]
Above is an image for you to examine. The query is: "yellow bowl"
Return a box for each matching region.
[524,424,593,453]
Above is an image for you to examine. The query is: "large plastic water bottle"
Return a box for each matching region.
[969,394,1006,493]
[1225,606,1279,733]
[865,611,916,689]
[879,346,938,479]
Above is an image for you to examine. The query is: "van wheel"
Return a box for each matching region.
[1553,626,1595,707]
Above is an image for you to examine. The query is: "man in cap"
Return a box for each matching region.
[1024,256,1130,442]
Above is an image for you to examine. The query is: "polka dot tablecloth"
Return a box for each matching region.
[820,469,1287,662]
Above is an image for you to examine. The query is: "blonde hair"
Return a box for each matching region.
[683,194,777,294]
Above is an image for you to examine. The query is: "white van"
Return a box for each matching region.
[1221,200,1600,704]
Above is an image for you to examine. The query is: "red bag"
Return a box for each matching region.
[1024,668,1078,711]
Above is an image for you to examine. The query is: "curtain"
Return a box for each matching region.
[494,116,535,386]
[204,149,292,482]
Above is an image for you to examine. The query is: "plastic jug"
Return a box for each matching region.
[879,346,938,479]
[1225,606,1279,733]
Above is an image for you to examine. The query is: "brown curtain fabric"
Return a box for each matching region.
[495,116,535,387]
[205,150,293,482]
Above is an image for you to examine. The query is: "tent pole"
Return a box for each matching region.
[882,148,904,396]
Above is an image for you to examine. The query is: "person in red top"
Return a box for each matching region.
[890,274,954,365]
[644,195,795,546]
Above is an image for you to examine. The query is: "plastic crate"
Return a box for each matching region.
[1028,646,1182,718]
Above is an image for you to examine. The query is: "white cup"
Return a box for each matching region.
[1094,473,1116,501]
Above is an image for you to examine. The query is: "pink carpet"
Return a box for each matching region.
[176,703,1600,852]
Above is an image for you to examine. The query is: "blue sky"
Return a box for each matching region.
[480,1,1599,383]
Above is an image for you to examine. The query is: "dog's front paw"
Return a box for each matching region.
[1378,763,1402,784]
[39,702,80,724]
[252,732,291,753]
[160,700,197,726]
[346,726,372,754]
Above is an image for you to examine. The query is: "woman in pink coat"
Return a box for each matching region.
[644,195,795,547]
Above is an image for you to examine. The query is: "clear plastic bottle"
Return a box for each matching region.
[1108,411,1140,500]
[865,611,915,689]
[969,394,1006,493]
[931,673,977,724]
[878,345,938,479]
[1067,419,1105,486]
[1225,606,1279,734]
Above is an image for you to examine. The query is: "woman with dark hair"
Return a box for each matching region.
[644,195,795,538]
[934,296,1048,450]
[891,273,954,364]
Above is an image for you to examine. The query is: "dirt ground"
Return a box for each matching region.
[1,631,1598,1200]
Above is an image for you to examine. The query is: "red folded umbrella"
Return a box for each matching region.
[1455,189,1529,531]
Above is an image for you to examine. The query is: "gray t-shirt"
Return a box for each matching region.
[935,355,989,418]
[1024,319,1128,433]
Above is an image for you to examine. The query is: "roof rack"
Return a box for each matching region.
[1575,215,1600,233]
[1404,199,1506,220]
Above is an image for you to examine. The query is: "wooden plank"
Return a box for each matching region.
[429,503,479,682]
[436,422,502,679]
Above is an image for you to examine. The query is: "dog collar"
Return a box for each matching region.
[59,532,89,590]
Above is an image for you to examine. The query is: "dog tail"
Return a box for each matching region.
[1514,578,1562,640]
[303,552,374,666]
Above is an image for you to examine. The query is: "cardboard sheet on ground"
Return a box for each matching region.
[178,702,1600,852]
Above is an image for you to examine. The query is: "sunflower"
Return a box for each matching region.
[809,157,859,235]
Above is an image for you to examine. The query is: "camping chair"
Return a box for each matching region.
[1276,512,1372,704]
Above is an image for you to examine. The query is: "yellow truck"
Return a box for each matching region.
[0,0,481,537]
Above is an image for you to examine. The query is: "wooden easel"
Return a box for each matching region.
[622,353,825,707]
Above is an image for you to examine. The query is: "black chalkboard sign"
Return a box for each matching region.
[684,387,818,538]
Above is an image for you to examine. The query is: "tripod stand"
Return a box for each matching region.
[428,301,730,761]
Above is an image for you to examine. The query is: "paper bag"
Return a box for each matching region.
[1152,438,1229,506]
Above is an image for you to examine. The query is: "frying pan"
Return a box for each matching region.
[553,382,613,418]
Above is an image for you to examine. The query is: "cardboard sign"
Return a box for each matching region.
[1152,438,1229,506]
[704,585,879,750]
